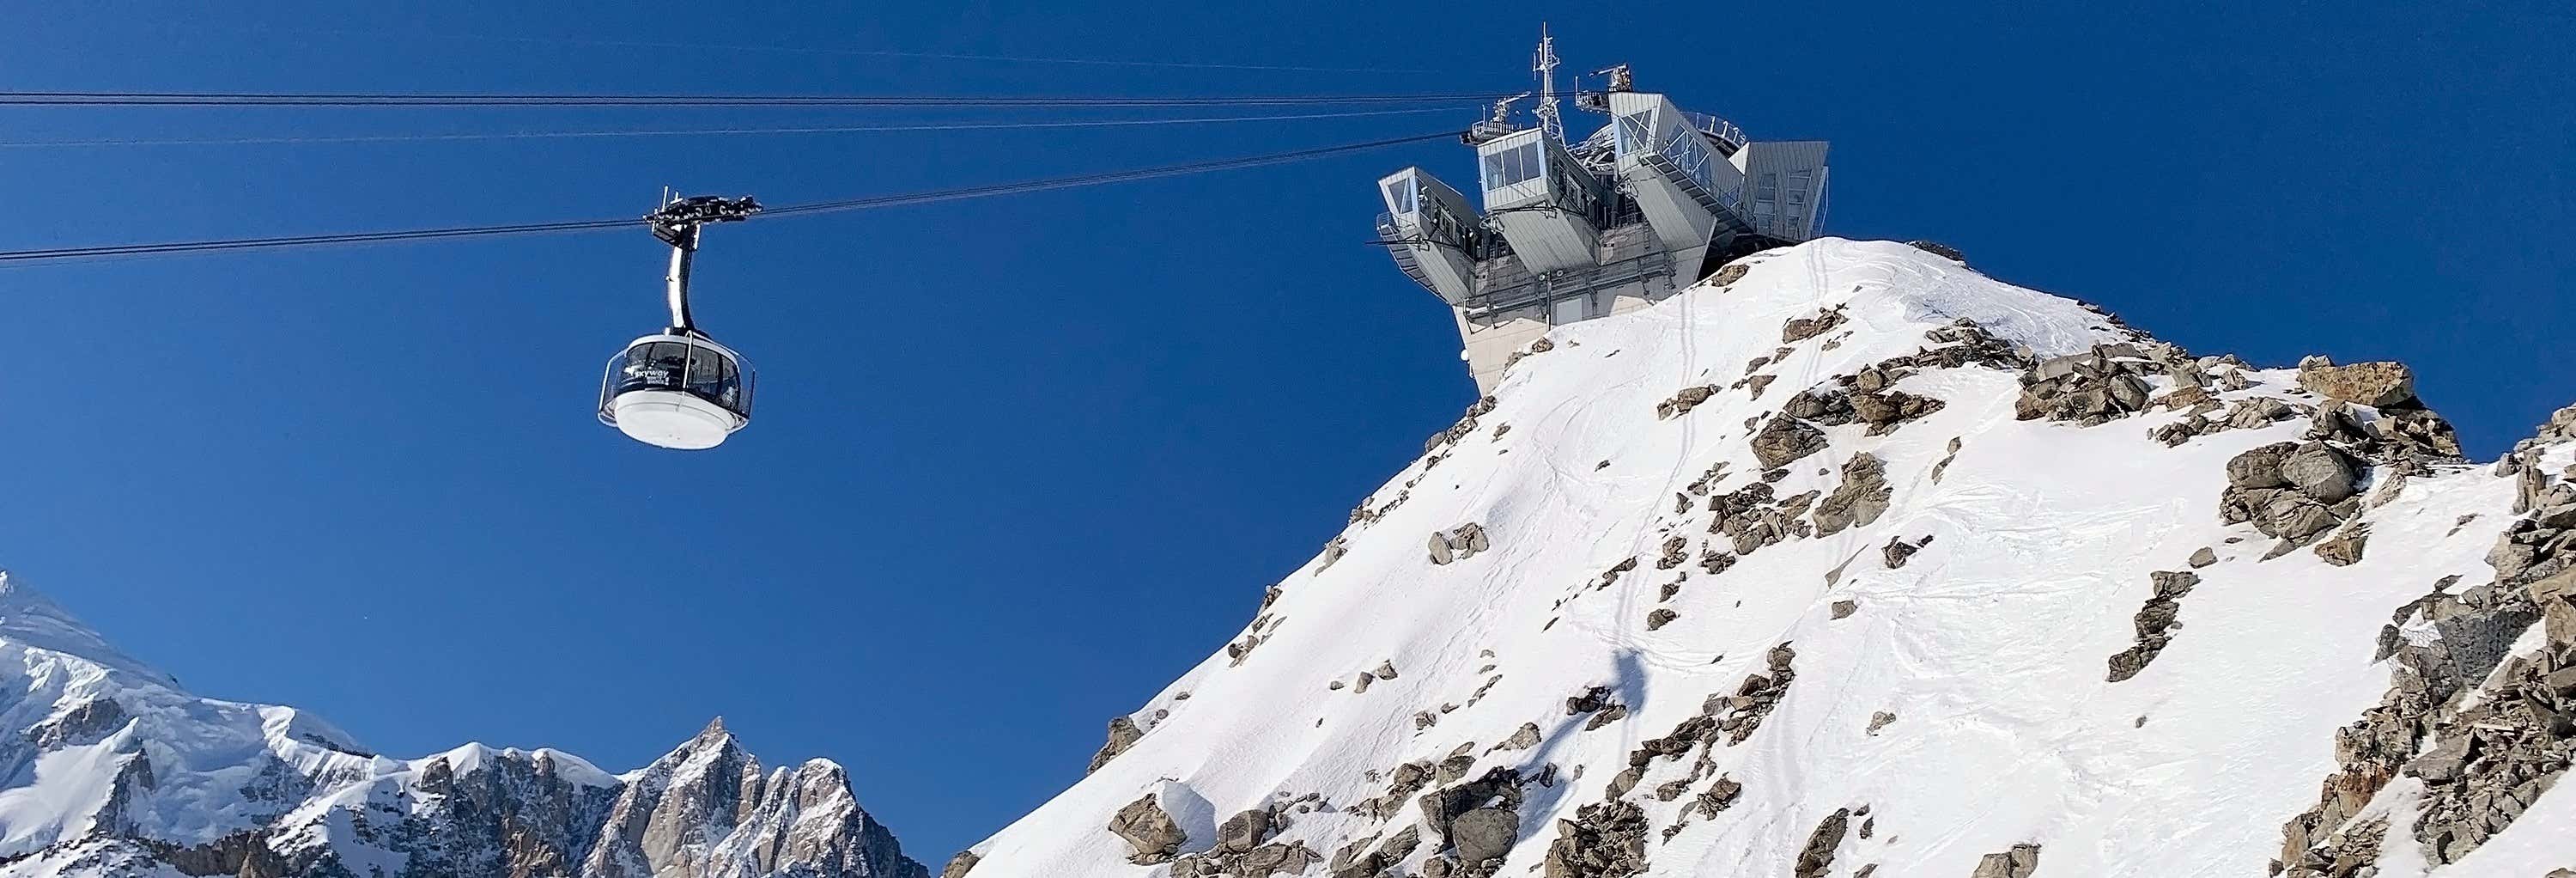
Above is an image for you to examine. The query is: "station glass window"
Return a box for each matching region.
[1484,142,1544,190]
[1614,113,1653,155]
[1385,179,1415,214]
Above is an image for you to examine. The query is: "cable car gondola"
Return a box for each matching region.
[598,194,761,450]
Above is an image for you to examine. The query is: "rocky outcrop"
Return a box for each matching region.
[1426,396,1501,454]
[1086,716,1144,775]
[584,720,927,878]
[1811,454,1892,536]
[1540,800,1648,878]
[2298,357,2418,408]
[2015,343,2166,425]
[1970,844,2041,878]
[939,851,980,878]
[2107,571,2199,682]
[1656,386,1719,419]
[2278,406,2576,875]
[1749,416,1830,470]
[2221,442,2361,549]
[1781,308,1848,344]
[1706,482,1819,557]
[1792,808,1849,878]
[1430,523,1492,565]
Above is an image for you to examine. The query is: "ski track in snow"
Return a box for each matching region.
[959,239,2574,877]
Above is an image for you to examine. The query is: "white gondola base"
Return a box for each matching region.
[609,389,741,450]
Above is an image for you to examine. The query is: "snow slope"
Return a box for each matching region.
[0,573,927,878]
[951,239,2576,877]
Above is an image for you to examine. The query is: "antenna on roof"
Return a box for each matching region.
[1533,24,1564,143]
[1463,93,1529,145]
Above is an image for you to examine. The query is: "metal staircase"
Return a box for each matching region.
[1377,213,1440,293]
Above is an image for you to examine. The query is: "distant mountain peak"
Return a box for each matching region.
[0,569,180,690]
[0,571,928,878]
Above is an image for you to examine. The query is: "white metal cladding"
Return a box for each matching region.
[1738,140,1832,242]
[1603,91,1750,265]
[1475,129,1602,273]
[1377,168,1479,303]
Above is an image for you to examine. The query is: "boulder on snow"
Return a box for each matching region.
[1782,308,1847,344]
[1849,390,1945,434]
[2298,357,2418,408]
[2281,442,2362,503]
[2314,523,2371,567]
[1971,844,2042,878]
[1751,416,1831,470]
[1657,385,1720,419]
[1812,453,1893,536]
[1793,808,1851,878]
[1109,794,1188,864]
[2227,442,2300,490]
[1449,808,1519,864]
[1111,782,1218,865]
[1429,523,1491,565]
[1214,808,1275,853]
[939,851,980,878]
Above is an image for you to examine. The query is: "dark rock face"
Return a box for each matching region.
[1904,240,1966,263]
[1087,716,1144,775]
[29,697,129,749]
[1883,537,1921,570]
[392,747,624,878]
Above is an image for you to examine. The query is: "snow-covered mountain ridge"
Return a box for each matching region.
[948,239,2576,877]
[0,575,927,878]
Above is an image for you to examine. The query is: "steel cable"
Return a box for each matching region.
[0,129,1462,264]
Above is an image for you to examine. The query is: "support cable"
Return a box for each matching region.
[0,106,1470,149]
[0,130,1462,265]
[0,90,1517,108]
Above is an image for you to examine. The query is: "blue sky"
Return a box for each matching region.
[0,0,2567,861]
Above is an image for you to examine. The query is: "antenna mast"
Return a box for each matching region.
[1533,24,1564,143]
